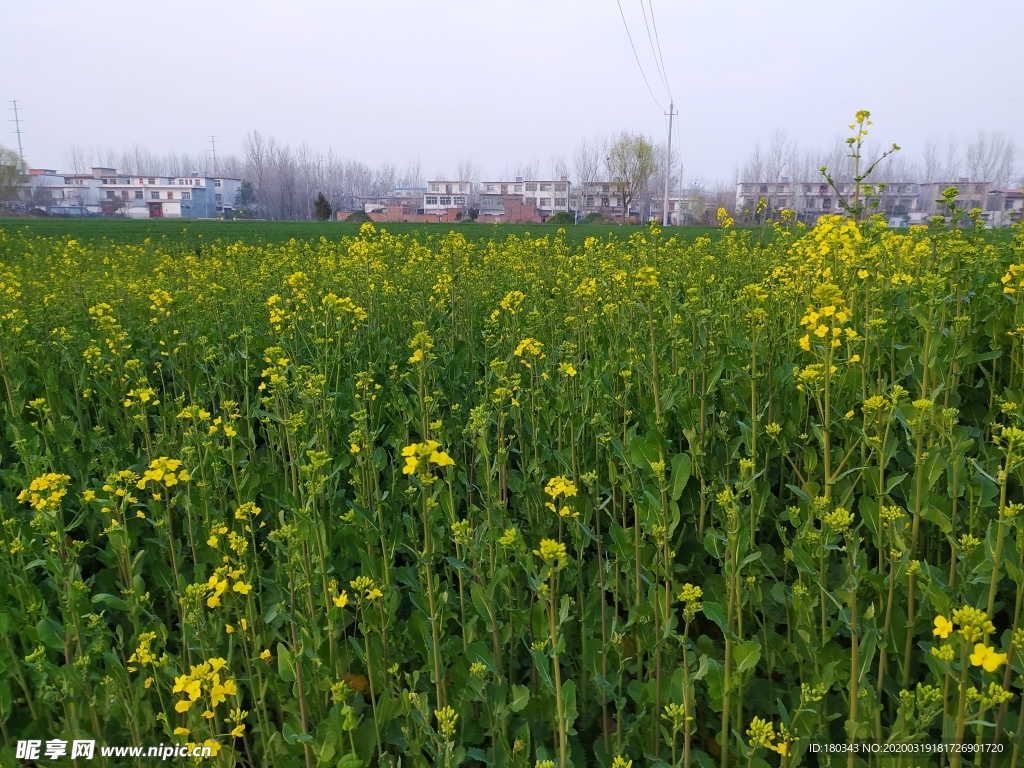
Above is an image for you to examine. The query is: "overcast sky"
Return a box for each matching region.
[2,0,1022,182]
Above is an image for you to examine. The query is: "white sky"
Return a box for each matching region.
[2,0,1022,182]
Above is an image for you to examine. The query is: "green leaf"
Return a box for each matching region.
[92,592,130,611]
[703,601,728,633]
[278,643,296,683]
[36,617,65,651]
[561,679,578,731]
[670,453,692,500]
[510,684,530,712]
[733,640,761,676]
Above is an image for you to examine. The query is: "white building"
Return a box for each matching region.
[424,181,471,214]
[479,177,570,218]
[28,167,241,218]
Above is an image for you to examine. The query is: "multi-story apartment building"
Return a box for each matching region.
[736,179,920,223]
[987,188,1024,227]
[578,181,639,221]
[918,181,991,217]
[424,181,471,215]
[479,177,570,220]
[735,180,796,217]
[29,167,241,218]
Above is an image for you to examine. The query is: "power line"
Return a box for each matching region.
[645,0,673,101]
[638,0,671,100]
[614,0,664,110]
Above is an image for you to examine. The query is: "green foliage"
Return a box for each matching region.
[343,209,372,223]
[0,213,1023,768]
[0,144,27,207]
[579,212,612,225]
[546,211,574,226]
[313,192,332,222]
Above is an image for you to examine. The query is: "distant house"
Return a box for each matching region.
[28,167,241,218]
[480,177,570,221]
[578,181,639,222]
[424,181,471,218]
[736,179,921,224]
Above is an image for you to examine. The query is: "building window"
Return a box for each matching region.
[167,192,174,199]
[440,196,451,206]
[822,198,831,209]
[526,182,537,192]
[556,183,566,192]
[426,196,437,205]
[431,184,439,192]
[121,191,129,200]
[539,197,551,208]
[778,198,787,207]
[215,194,222,202]
[601,196,609,207]
[182,191,191,200]
[586,195,594,206]
[148,178,155,184]
[214,179,220,187]
[540,183,552,192]
[514,184,522,193]
[151,192,159,200]
[106,191,115,200]
[555,196,566,207]
[453,196,465,205]
[486,184,495,192]
[135,190,143,199]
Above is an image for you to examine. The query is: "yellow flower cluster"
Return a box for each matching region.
[205,571,251,609]
[136,457,190,489]
[18,473,71,512]
[514,337,543,358]
[172,657,237,713]
[544,475,578,517]
[798,285,858,354]
[1001,263,1024,294]
[951,605,996,642]
[349,575,383,602]
[128,632,159,668]
[533,538,567,566]
[745,716,789,756]
[401,440,455,477]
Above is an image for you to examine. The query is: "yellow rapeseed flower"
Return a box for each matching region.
[933,615,953,639]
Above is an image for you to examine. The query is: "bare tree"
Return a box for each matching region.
[242,130,270,218]
[456,157,481,205]
[573,136,603,208]
[400,157,424,188]
[966,131,1017,186]
[741,140,766,183]
[375,162,398,197]
[65,145,92,174]
[765,130,797,182]
[513,159,539,181]
[922,139,940,182]
[549,154,570,181]
[296,143,318,220]
[942,137,961,181]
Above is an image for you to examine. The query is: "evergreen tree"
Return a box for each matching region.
[313,192,332,222]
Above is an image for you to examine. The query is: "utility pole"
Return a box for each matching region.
[662,100,676,226]
[209,135,218,177]
[10,100,25,168]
